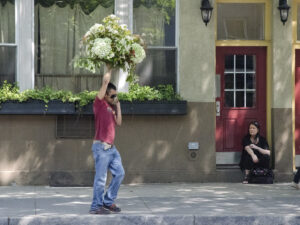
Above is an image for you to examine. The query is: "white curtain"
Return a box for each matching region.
[133,5,172,87]
[133,5,165,46]
[35,4,113,92]
[0,2,15,83]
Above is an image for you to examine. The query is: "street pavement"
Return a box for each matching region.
[0,183,300,225]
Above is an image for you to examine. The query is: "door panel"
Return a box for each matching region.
[295,50,300,156]
[216,47,266,153]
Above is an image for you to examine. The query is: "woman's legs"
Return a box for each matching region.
[257,154,270,169]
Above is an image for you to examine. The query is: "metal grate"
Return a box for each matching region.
[56,115,94,139]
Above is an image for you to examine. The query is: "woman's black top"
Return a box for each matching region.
[239,135,270,170]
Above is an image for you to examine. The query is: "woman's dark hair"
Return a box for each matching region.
[248,121,260,140]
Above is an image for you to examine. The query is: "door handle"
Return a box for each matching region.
[216,101,220,116]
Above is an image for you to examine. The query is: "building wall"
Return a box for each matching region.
[0,103,217,185]
[272,0,294,180]
[0,0,296,185]
[179,0,215,102]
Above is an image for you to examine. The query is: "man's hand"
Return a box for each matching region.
[114,98,122,126]
[106,63,112,71]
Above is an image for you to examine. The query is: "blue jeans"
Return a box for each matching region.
[90,142,125,211]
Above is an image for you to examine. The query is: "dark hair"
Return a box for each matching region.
[106,82,116,94]
[248,121,260,140]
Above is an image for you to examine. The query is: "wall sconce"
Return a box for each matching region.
[278,0,290,25]
[200,0,213,26]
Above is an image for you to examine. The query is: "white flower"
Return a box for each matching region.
[91,38,112,59]
[125,36,134,41]
[89,23,101,35]
[131,43,146,64]
[84,30,91,38]
[120,24,127,30]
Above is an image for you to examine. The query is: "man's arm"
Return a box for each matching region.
[115,101,122,126]
[97,65,112,100]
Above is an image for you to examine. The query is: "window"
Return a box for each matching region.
[224,55,256,108]
[0,0,16,84]
[217,3,264,40]
[56,115,94,138]
[133,0,177,88]
[34,1,114,92]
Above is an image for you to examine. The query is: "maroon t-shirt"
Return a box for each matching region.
[93,97,116,144]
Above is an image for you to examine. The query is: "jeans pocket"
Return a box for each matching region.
[92,143,104,154]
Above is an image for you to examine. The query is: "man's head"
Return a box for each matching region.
[104,82,117,105]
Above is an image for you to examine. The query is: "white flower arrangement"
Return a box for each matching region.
[75,15,146,78]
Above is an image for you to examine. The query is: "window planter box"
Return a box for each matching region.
[77,100,187,115]
[0,100,75,115]
[0,100,187,115]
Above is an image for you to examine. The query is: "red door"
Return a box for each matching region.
[295,50,300,157]
[216,47,266,153]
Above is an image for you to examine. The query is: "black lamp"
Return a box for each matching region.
[278,0,290,25]
[200,0,213,26]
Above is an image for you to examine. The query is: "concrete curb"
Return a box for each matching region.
[6,216,193,225]
[1,216,299,225]
[195,216,300,225]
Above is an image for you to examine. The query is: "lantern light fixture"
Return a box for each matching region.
[200,0,213,26]
[278,0,290,25]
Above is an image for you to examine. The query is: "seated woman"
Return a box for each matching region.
[239,121,271,184]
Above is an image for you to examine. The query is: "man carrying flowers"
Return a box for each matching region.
[89,65,125,215]
[76,15,146,214]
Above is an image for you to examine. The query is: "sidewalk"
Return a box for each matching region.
[0,183,300,225]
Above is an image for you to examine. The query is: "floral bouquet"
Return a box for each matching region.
[75,15,146,79]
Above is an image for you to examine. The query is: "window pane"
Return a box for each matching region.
[225,91,234,107]
[225,55,234,70]
[0,46,16,84]
[236,55,244,70]
[217,3,264,40]
[225,74,234,89]
[246,74,256,89]
[133,1,176,46]
[136,49,176,87]
[236,91,244,107]
[246,55,255,71]
[34,1,114,92]
[236,73,244,89]
[246,91,256,107]
[0,0,15,43]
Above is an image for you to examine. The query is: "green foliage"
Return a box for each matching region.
[74,90,97,107]
[0,80,182,107]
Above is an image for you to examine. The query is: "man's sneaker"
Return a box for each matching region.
[89,207,111,215]
[291,182,300,190]
[103,204,121,213]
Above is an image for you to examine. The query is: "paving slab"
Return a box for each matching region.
[0,183,300,225]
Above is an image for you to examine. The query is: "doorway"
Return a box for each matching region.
[216,47,267,164]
